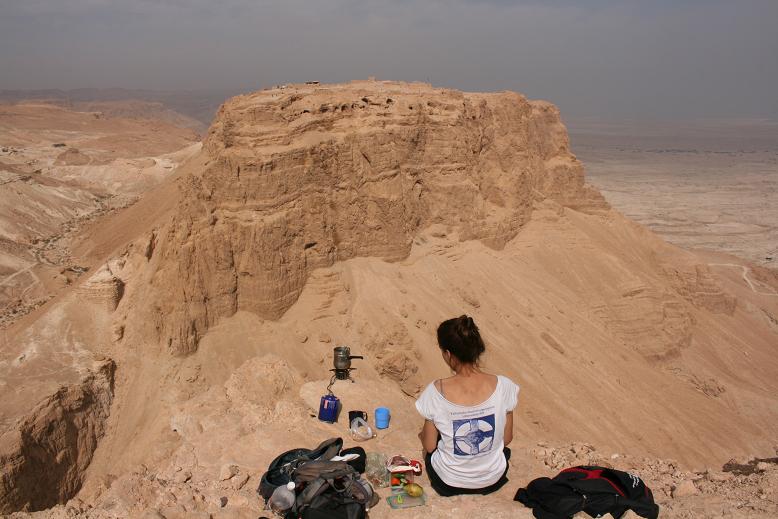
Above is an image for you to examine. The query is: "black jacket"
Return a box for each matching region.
[515,466,659,519]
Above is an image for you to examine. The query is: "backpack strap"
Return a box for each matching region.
[293,461,370,516]
[295,474,361,514]
[296,477,331,510]
[312,437,344,461]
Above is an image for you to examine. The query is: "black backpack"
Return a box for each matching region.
[291,459,376,519]
[258,438,344,500]
[258,438,372,519]
[515,466,659,519]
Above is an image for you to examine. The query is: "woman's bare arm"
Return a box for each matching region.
[419,420,439,454]
[504,411,514,446]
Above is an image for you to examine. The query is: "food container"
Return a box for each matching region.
[387,455,419,493]
[386,492,426,509]
[390,470,414,493]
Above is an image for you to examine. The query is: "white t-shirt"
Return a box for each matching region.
[415,375,519,489]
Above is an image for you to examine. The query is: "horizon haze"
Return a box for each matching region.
[1,0,777,121]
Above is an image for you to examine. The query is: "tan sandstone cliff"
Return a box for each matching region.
[143,81,606,356]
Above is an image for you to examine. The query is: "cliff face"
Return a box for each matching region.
[0,360,115,514]
[147,81,606,355]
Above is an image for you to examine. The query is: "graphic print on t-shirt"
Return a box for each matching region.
[452,414,495,456]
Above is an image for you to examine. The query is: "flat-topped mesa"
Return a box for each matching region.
[149,81,607,355]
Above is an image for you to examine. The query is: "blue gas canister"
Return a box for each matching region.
[318,394,340,423]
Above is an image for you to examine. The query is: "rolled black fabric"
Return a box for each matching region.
[340,446,367,474]
[515,466,659,519]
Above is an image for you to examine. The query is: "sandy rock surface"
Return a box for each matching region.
[1,82,777,518]
[8,443,778,518]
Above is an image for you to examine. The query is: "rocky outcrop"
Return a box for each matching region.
[144,81,607,355]
[76,264,124,311]
[54,148,92,166]
[665,264,737,315]
[363,322,423,396]
[591,283,694,361]
[0,359,115,514]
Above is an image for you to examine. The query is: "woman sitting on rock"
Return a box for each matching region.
[415,315,519,496]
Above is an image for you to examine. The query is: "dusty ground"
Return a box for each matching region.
[570,119,778,267]
[6,439,778,519]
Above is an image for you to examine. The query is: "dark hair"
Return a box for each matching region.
[436,315,485,364]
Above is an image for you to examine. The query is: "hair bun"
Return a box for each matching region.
[458,315,477,335]
[457,315,469,330]
[437,315,486,364]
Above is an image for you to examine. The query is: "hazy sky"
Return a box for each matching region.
[1,0,777,120]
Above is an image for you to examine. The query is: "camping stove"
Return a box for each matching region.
[331,346,363,381]
[321,346,364,419]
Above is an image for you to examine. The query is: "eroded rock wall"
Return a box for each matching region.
[0,360,115,513]
[143,81,606,355]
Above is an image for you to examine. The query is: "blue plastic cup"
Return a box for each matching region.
[375,407,390,429]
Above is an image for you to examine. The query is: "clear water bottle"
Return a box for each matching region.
[267,481,296,516]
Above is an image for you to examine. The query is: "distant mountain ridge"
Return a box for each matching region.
[0,87,237,128]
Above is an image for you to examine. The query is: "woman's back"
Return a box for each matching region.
[416,374,519,488]
[415,314,520,495]
[436,372,498,406]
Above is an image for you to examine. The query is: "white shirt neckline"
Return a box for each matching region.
[432,374,501,409]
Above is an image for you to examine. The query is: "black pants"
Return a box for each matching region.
[424,448,511,497]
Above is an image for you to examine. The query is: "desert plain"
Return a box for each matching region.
[571,119,778,267]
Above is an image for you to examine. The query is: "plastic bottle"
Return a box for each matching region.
[267,482,296,515]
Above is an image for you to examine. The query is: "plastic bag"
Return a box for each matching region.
[350,417,375,441]
[366,452,390,488]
